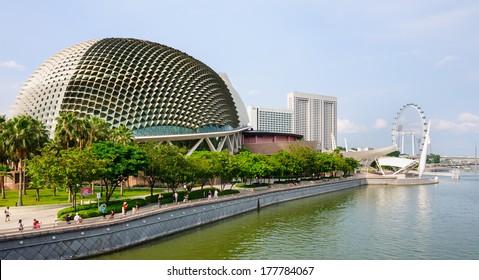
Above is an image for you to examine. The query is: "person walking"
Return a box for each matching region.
[4,207,11,222]
[122,201,128,216]
[158,194,163,208]
[74,213,83,224]
[18,219,24,231]
[101,207,107,220]
[33,219,41,229]
[173,191,178,204]
[135,201,139,214]
[65,213,72,224]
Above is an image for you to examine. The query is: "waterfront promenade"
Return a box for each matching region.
[1,177,367,259]
[0,173,434,236]
[0,179,341,234]
[0,187,235,234]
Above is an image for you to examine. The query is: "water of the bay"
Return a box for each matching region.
[92,171,479,260]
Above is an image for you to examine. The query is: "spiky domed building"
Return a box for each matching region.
[11,38,248,138]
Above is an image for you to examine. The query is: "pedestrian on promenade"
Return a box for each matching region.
[158,194,163,208]
[208,190,212,200]
[214,189,218,199]
[122,201,128,216]
[110,210,115,219]
[4,207,11,222]
[74,213,83,224]
[173,191,178,204]
[18,219,24,231]
[101,207,107,220]
[65,213,72,224]
[33,219,41,229]
[135,201,139,214]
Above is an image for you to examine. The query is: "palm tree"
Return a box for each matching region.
[75,117,90,150]
[110,124,134,145]
[0,116,10,199]
[0,115,48,206]
[86,116,110,147]
[55,113,112,149]
[0,115,9,199]
[54,112,77,149]
[0,165,13,199]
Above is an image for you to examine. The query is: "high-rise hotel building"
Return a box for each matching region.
[247,106,293,133]
[287,91,337,150]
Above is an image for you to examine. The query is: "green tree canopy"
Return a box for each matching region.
[90,141,148,202]
[153,144,193,192]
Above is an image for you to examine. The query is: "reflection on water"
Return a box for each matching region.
[92,173,479,260]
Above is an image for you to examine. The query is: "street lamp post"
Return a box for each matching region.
[74,183,79,213]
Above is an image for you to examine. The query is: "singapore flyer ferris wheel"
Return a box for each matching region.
[391,103,428,156]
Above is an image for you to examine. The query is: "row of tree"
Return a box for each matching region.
[0,113,133,206]
[1,113,359,209]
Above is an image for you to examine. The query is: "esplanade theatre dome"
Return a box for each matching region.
[10,38,249,137]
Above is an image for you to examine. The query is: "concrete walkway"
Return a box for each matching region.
[0,179,344,235]
[0,187,253,235]
[0,204,71,232]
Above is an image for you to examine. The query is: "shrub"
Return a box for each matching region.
[57,198,148,220]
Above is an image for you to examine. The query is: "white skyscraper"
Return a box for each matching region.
[287,91,337,150]
[247,106,293,133]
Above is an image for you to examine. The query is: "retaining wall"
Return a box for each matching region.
[0,178,366,260]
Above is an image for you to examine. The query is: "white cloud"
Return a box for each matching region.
[458,112,479,122]
[0,60,25,71]
[373,118,388,129]
[248,89,262,96]
[433,112,479,133]
[338,119,367,134]
[435,55,458,67]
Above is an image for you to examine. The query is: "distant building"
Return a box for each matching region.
[242,131,318,155]
[10,38,249,139]
[356,147,374,152]
[247,106,292,133]
[287,91,337,150]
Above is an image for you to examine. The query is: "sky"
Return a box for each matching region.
[1,0,478,156]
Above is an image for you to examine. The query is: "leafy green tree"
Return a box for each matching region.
[212,150,241,191]
[270,150,303,182]
[140,142,164,197]
[427,153,441,164]
[344,157,359,175]
[28,146,104,209]
[26,141,64,199]
[289,145,317,178]
[333,154,349,177]
[154,144,193,193]
[90,142,148,202]
[235,151,273,185]
[60,147,104,210]
[188,150,216,189]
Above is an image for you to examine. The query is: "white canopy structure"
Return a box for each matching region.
[375,156,418,175]
[342,145,399,161]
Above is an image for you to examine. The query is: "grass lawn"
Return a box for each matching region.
[0,187,161,208]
